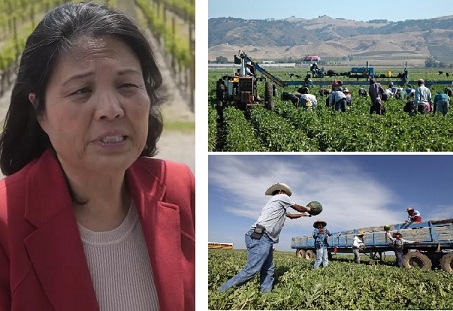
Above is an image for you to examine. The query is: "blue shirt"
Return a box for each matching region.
[434,93,449,103]
[253,194,295,243]
[313,228,330,248]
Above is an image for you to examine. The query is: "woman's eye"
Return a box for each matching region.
[120,83,138,88]
[71,87,91,95]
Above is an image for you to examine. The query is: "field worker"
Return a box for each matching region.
[331,79,342,91]
[414,79,432,113]
[343,88,352,108]
[313,219,332,269]
[328,86,347,112]
[368,77,384,104]
[386,232,417,268]
[405,207,422,223]
[219,183,312,293]
[406,85,415,99]
[296,87,318,108]
[352,231,366,264]
[433,90,450,116]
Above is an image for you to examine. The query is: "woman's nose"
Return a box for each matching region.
[94,90,124,120]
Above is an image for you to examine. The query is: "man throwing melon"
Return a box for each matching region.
[219,182,320,293]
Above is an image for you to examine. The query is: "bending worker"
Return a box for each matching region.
[219,183,312,293]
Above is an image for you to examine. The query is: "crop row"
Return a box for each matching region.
[208,249,453,310]
[223,107,265,151]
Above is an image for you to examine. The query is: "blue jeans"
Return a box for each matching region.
[335,98,347,112]
[314,246,329,269]
[353,248,361,263]
[219,230,275,293]
[395,250,403,267]
[436,100,449,116]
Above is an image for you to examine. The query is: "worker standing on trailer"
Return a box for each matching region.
[405,207,422,223]
[219,183,312,293]
[387,232,417,268]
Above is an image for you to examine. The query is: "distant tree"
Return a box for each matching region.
[216,56,228,64]
[425,57,439,68]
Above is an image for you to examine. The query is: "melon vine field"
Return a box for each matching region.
[208,69,453,152]
[208,249,453,310]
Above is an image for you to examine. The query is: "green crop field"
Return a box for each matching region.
[208,249,453,310]
[208,68,453,152]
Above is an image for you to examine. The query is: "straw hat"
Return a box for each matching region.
[313,219,327,228]
[357,231,365,236]
[265,183,292,197]
[406,207,414,212]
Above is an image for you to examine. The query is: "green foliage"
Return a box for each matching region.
[209,249,453,310]
[135,0,192,69]
[224,107,266,152]
[208,105,217,151]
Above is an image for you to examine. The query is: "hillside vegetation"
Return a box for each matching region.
[208,16,453,65]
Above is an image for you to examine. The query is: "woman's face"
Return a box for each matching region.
[39,36,150,175]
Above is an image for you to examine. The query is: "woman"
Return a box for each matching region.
[0,3,194,311]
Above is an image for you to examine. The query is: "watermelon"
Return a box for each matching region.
[384,225,391,231]
[307,201,322,215]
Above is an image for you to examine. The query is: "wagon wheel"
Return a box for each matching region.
[328,252,333,260]
[402,252,432,270]
[296,249,305,258]
[264,81,274,111]
[440,253,453,273]
[305,250,316,260]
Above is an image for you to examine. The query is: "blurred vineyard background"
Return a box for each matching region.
[0,0,195,174]
[0,0,195,117]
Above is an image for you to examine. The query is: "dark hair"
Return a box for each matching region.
[0,2,163,176]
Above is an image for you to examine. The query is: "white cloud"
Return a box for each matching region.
[209,156,404,244]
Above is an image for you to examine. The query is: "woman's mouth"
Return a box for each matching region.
[100,135,126,143]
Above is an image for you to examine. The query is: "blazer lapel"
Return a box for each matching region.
[127,159,184,311]
[23,151,99,311]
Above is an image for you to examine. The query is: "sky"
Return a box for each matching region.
[208,155,453,252]
[208,0,453,22]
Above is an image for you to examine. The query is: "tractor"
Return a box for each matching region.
[215,51,275,115]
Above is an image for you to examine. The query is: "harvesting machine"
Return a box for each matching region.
[215,51,276,113]
[291,218,453,273]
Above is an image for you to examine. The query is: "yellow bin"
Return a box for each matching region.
[386,71,392,78]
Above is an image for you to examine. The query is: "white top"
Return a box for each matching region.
[352,236,365,248]
[78,204,160,311]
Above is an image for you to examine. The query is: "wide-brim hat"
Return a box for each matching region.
[357,231,365,236]
[313,219,327,228]
[265,183,292,197]
[393,232,403,238]
[406,207,414,212]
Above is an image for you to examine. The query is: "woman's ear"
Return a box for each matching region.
[29,93,37,109]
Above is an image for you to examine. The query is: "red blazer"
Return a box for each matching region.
[0,150,195,311]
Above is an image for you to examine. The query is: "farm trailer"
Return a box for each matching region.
[291,218,453,273]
